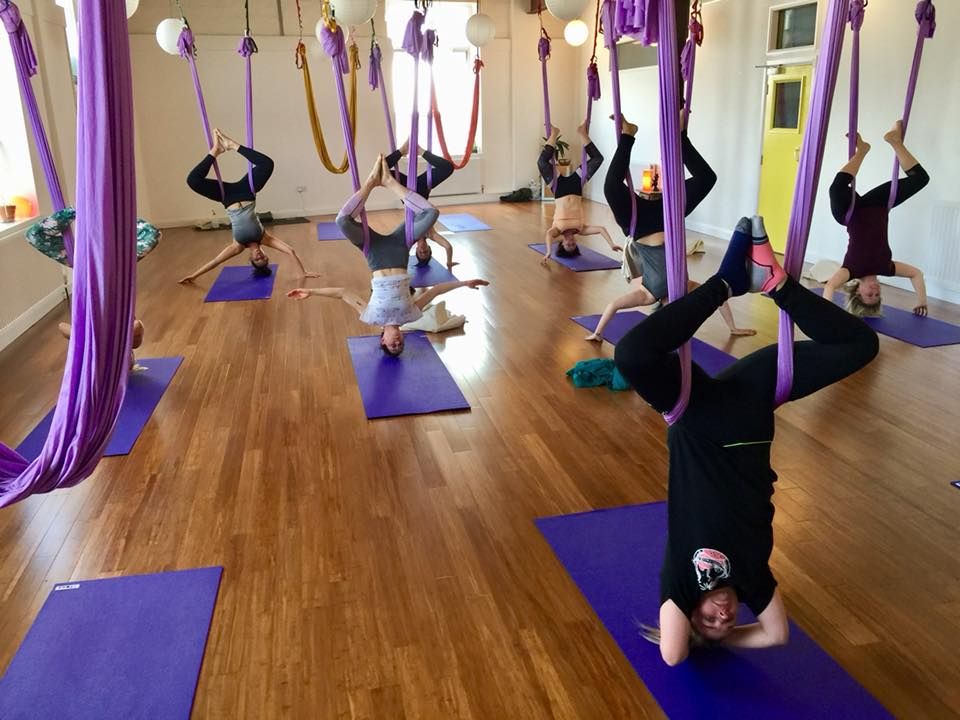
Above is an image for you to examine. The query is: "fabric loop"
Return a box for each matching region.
[177,26,195,59]
[538,34,551,62]
[321,23,349,74]
[402,11,425,56]
[915,0,935,38]
[237,34,258,58]
[586,61,600,101]
[848,0,866,31]
[369,43,381,89]
[1,1,38,76]
[423,28,437,63]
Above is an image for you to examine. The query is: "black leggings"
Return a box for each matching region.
[603,133,717,240]
[828,165,930,225]
[385,150,455,200]
[614,277,878,442]
[186,146,275,206]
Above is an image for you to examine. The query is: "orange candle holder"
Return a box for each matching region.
[641,169,654,193]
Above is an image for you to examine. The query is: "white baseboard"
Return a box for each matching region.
[0,286,67,354]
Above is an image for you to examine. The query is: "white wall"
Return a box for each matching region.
[128,0,581,227]
[578,0,960,302]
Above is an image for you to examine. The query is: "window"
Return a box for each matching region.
[773,3,817,50]
[386,0,481,155]
[0,32,38,223]
[771,79,802,129]
[58,0,80,84]
[616,41,658,70]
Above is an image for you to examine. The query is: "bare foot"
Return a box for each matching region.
[57,322,71,339]
[132,319,144,349]
[585,333,602,342]
[398,139,409,156]
[728,327,757,337]
[577,120,588,135]
[883,120,904,146]
[209,132,225,157]
[847,132,871,156]
[609,114,637,136]
[367,155,384,187]
[379,155,394,184]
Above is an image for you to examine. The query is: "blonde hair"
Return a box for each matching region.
[844,279,884,318]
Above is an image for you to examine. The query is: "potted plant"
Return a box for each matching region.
[548,135,571,168]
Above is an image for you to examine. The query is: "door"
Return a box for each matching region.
[757,65,812,253]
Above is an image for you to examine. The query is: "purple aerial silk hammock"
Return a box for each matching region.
[177,25,225,199]
[887,0,935,208]
[422,29,437,190]
[538,25,559,193]
[0,0,137,506]
[614,0,657,46]
[2,0,74,264]
[774,0,849,406]
[369,39,399,177]
[237,32,258,194]
[581,60,601,177]
[321,21,370,252]
[679,5,702,130]
[402,10,426,244]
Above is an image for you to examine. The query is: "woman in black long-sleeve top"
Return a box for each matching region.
[538,121,621,266]
[180,129,317,284]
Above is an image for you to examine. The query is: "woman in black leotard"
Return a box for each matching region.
[823,122,930,317]
[615,217,878,665]
[179,129,318,284]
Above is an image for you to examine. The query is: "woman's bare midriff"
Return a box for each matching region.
[372,267,408,278]
[637,231,665,247]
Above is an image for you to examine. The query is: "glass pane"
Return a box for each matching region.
[775,3,817,50]
[772,80,802,129]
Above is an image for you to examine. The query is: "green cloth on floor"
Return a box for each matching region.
[566,358,631,392]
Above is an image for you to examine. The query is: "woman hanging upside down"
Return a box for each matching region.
[615,216,878,665]
[180,129,318,284]
[823,122,930,317]
[287,155,488,356]
[538,122,621,265]
[589,114,753,340]
[386,139,458,270]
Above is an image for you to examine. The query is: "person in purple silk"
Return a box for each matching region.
[615,217,878,665]
[538,121,622,266]
[179,129,319,284]
[823,121,930,317]
[287,156,489,356]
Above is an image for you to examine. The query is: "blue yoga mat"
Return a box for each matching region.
[813,288,960,347]
[0,567,223,720]
[316,221,345,241]
[16,357,183,459]
[346,332,470,418]
[439,213,491,232]
[408,257,458,288]
[571,312,737,377]
[536,503,892,719]
[529,243,621,272]
[204,264,277,302]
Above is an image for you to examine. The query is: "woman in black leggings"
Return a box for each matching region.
[615,216,878,666]
[587,115,752,340]
[180,129,317,284]
[386,140,458,270]
[823,121,930,317]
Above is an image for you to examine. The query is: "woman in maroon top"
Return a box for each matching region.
[823,121,930,316]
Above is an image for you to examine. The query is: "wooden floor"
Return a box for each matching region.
[2,199,960,718]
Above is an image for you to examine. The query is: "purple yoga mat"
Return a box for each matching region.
[529,243,621,272]
[408,257,457,288]
[346,332,470,419]
[316,221,345,241]
[813,288,960,348]
[536,503,892,720]
[204,264,277,302]
[16,357,183,459]
[0,566,223,720]
[439,213,490,232]
[571,312,737,377]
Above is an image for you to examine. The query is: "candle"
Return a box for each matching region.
[641,169,653,192]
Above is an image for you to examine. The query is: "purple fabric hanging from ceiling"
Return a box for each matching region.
[615,0,657,45]
[237,34,258,194]
[369,41,399,177]
[603,0,637,237]
[0,0,136,506]
[654,0,692,424]
[843,0,865,223]
[402,10,426,244]
[774,0,848,406]
[2,0,74,264]
[679,11,702,129]
[322,21,370,252]
[423,29,437,189]
[177,26,225,199]
[579,61,601,178]
[538,30,558,193]
[887,0,935,209]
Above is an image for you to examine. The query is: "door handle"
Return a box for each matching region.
[794,147,800,162]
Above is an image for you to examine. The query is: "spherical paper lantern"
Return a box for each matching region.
[126,0,140,19]
[545,0,589,22]
[564,19,589,46]
[331,0,378,28]
[156,18,184,55]
[465,13,495,48]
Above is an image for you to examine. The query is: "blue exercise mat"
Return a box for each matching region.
[316,221,345,241]
[529,243,621,272]
[536,503,892,719]
[408,257,458,288]
[0,567,223,720]
[439,213,491,232]
[204,264,277,302]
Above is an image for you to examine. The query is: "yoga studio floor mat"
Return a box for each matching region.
[347,332,470,418]
[204,264,278,302]
[571,312,737,377]
[536,503,892,720]
[316,220,345,240]
[439,213,491,232]
[528,243,621,272]
[16,356,184,459]
[813,288,960,347]
[408,257,458,287]
[0,566,223,720]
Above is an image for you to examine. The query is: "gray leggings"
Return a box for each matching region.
[338,208,440,271]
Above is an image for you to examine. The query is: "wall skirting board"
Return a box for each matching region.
[0,286,67,354]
